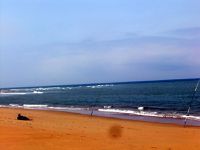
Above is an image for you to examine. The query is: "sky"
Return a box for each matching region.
[0,0,200,88]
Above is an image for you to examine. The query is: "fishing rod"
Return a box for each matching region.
[184,79,200,127]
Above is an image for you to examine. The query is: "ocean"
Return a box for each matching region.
[0,79,200,126]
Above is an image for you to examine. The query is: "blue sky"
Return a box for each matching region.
[0,0,200,87]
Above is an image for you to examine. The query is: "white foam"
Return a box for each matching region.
[21,105,84,111]
[99,108,133,114]
[0,105,7,107]
[48,106,83,111]
[33,91,43,94]
[35,88,47,91]
[23,104,48,108]
[86,84,114,89]
[1,104,85,111]
[103,106,112,109]
[182,115,200,121]
[98,108,159,117]
[0,90,44,96]
[138,107,144,111]
[9,104,21,107]
[35,87,62,91]
[99,108,155,116]
[98,108,200,121]
[0,92,27,95]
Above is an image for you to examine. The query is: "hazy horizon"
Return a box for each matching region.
[1,0,200,88]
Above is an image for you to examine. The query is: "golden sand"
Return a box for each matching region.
[0,108,199,150]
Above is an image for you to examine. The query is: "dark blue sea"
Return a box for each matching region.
[1,79,200,126]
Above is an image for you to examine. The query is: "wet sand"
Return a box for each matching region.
[0,108,200,150]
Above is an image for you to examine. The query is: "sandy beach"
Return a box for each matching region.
[0,108,199,150]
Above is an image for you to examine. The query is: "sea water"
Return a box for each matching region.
[0,79,200,126]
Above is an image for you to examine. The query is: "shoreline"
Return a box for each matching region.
[2,107,200,128]
[0,107,188,127]
[1,105,200,126]
[0,107,200,150]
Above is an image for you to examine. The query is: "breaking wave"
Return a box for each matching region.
[0,91,43,96]
[98,108,200,121]
[0,84,115,96]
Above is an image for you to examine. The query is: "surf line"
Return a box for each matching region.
[184,79,200,127]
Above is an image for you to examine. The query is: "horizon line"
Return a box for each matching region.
[1,77,200,89]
